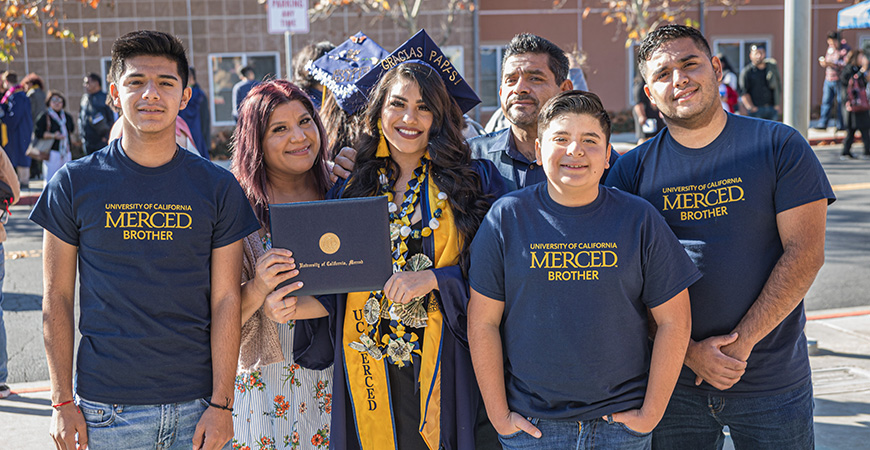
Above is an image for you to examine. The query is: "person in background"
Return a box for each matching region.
[838,49,870,160]
[815,31,847,130]
[738,45,782,121]
[179,67,209,159]
[79,73,114,155]
[292,41,336,112]
[233,66,260,122]
[1,71,33,188]
[230,79,334,450]
[715,55,739,114]
[33,91,75,182]
[633,74,666,143]
[0,148,20,400]
[22,73,47,180]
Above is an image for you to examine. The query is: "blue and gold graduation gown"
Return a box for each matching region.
[294,160,506,450]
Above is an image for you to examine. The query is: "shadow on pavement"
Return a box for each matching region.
[0,396,52,417]
[813,349,870,360]
[3,293,43,311]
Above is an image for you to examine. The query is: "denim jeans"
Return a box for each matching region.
[498,416,651,450]
[818,79,843,129]
[78,396,232,450]
[749,105,778,121]
[651,380,814,450]
[0,244,7,385]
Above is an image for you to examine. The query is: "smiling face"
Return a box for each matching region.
[49,95,64,112]
[110,55,190,136]
[499,53,570,128]
[642,37,723,129]
[536,112,611,206]
[380,77,433,159]
[262,100,321,177]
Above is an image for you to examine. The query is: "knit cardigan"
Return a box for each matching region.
[237,231,284,373]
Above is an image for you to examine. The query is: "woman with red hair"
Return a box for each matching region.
[230,79,333,450]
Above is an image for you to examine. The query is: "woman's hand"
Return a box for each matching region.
[250,248,298,304]
[263,282,304,323]
[383,270,437,304]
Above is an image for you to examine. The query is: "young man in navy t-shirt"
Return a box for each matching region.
[31,31,259,450]
[468,91,699,449]
[606,25,835,449]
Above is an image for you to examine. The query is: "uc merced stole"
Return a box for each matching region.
[343,173,460,450]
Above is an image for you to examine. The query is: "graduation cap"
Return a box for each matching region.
[305,32,389,114]
[355,29,481,114]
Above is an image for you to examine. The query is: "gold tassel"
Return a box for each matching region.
[376,119,390,158]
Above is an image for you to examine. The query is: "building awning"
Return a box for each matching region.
[839,0,870,30]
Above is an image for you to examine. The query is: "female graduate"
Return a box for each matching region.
[273,30,507,450]
[230,79,334,450]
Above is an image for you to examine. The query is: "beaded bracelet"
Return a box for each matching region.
[207,400,233,412]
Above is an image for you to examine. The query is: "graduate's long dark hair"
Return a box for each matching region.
[343,62,490,275]
[320,89,364,160]
[231,80,331,230]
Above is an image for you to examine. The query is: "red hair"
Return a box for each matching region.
[231,79,331,229]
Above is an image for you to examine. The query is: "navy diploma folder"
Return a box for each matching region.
[269,196,392,296]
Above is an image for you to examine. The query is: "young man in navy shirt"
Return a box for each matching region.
[32,30,259,450]
[607,25,835,449]
[469,91,698,449]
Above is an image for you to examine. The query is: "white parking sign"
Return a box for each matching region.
[268,0,310,35]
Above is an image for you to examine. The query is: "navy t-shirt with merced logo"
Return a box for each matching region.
[605,113,836,397]
[469,183,701,421]
[30,139,260,405]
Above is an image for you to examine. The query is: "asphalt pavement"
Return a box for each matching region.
[1,130,869,448]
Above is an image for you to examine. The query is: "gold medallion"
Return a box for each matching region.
[319,232,341,254]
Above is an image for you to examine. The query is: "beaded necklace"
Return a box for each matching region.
[348,157,447,368]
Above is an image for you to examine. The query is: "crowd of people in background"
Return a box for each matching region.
[0,65,213,191]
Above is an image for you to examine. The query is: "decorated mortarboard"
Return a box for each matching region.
[355,29,481,114]
[305,32,389,114]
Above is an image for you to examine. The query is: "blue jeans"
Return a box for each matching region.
[651,380,814,450]
[498,417,651,450]
[0,244,7,385]
[818,79,843,129]
[749,105,778,121]
[78,396,232,450]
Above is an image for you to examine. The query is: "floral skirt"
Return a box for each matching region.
[233,321,333,450]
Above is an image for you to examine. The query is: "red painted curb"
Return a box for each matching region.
[806,310,870,321]
[10,386,51,394]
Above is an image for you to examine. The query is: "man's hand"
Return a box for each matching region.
[49,404,87,450]
[192,406,233,450]
[491,411,541,438]
[384,270,437,305]
[685,333,747,390]
[607,408,659,435]
[330,147,357,182]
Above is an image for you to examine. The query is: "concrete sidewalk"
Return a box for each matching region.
[2,306,869,448]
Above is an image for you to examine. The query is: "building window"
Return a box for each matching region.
[208,52,281,126]
[441,45,465,76]
[713,38,772,74]
[479,45,504,111]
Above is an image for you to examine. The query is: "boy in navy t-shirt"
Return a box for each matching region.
[468,91,700,449]
[31,31,259,450]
